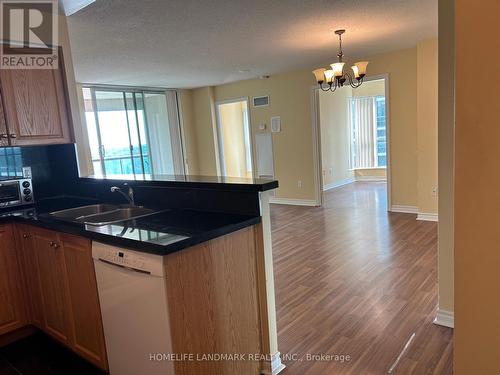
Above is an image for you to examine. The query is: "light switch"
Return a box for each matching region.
[271,116,281,132]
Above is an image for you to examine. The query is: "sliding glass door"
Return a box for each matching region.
[82,87,183,178]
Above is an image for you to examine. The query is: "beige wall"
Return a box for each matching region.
[183,45,432,206]
[179,89,199,175]
[191,87,219,176]
[437,0,454,317]
[352,79,385,97]
[319,87,353,187]
[319,79,388,188]
[355,168,387,179]
[455,0,500,373]
[57,13,93,176]
[218,101,252,178]
[213,72,317,200]
[417,39,439,215]
[366,48,418,208]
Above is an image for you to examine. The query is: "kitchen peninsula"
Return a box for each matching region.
[0,150,282,375]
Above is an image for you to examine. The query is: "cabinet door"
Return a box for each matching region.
[15,225,44,328]
[0,224,27,335]
[0,50,72,145]
[61,233,108,370]
[0,89,9,146]
[33,228,72,344]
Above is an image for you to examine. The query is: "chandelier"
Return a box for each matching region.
[312,30,369,92]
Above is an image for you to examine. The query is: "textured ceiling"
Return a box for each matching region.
[66,0,437,88]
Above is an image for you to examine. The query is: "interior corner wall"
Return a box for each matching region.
[191,87,218,176]
[365,48,418,208]
[319,87,354,188]
[438,0,454,317]
[417,39,439,215]
[455,0,500,373]
[179,89,200,175]
[58,14,93,177]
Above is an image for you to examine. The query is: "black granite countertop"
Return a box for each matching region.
[81,174,278,192]
[0,196,261,256]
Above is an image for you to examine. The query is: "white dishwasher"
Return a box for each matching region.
[92,242,175,375]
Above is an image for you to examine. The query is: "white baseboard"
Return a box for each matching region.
[323,177,355,191]
[417,212,439,222]
[261,352,286,375]
[390,205,418,214]
[434,309,454,328]
[271,352,286,375]
[269,197,318,206]
[355,176,387,182]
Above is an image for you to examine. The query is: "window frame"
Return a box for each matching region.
[82,85,181,178]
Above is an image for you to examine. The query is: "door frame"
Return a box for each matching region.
[214,97,254,178]
[311,73,392,209]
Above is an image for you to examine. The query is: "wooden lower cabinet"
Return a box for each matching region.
[16,225,44,328]
[32,227,73,345]
[8,225,108,371]
[165,225,263,375]
[0,224,27,335]
[60,233,108,370]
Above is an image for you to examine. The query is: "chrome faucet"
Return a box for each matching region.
[110,183,135,206]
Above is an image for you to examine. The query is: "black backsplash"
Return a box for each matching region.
[0,144,79,200]
[0,144,261,216]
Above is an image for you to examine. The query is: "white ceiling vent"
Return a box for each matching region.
[253,96,269,108]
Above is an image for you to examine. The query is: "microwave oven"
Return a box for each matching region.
[0,178,34,208]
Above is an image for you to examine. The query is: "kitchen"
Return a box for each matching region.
[0,4,281,375]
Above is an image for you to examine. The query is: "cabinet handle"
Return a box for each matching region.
[49,241,60,249]
[0,134,8,139]
[9,133,16,139]
[23,233,30,239]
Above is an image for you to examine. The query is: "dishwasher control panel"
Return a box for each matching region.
[92,242,166,277]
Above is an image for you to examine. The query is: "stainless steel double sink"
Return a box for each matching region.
[49,204,159,226]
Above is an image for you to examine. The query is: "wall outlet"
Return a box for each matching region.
[22,166,32,178]
[297,180,302,188]
[432,186,438,197]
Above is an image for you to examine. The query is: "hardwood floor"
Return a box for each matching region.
[271,182,453,375]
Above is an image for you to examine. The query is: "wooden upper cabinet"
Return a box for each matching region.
[60,233,108,371]
[0,224,27,335]
[0,89,8,147]
[0,48,73,145]
[32,227,72,345]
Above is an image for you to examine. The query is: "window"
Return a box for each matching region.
[82,87,184,178]
[349,95,387,169]
[0,147,22,178]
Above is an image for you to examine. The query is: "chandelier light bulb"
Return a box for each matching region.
[312,68,326,83]
[330,62,345,77]
[354,61,369,77]
[324,69,335,83]
[352,65,360,79]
